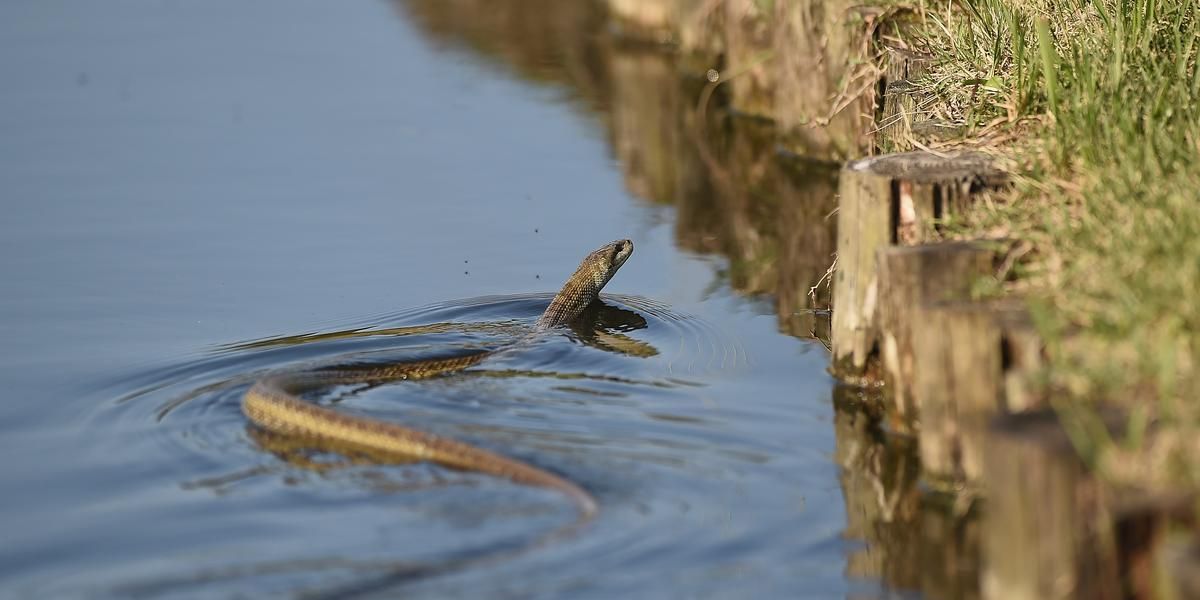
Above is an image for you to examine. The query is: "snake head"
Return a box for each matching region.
[587,239,633,289]
[536,239,635,329]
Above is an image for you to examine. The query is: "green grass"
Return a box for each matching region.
[912,0,1200,486]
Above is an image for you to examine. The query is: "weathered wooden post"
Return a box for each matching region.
[878,45,934,151]
[909,296,1047,481]
[983,409,1198,599]
[831,151,1006,379]
[982,411,1122,600]
[875,241,998,428]
[996,306,1046,412]
[1162,536,1200,600]
[831,158,890,378]
[1108,490,1197,600]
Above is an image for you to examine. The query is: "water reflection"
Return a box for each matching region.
[397,2,977,597]
[400,0,837,342]
[835,385,981,599]
[0,1,849,596]
[112,292,739,597]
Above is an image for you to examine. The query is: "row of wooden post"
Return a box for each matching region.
[592,3,1199,596]
[830,146,1197,598]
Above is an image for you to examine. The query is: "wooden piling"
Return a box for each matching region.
[911,297,1046,481]
[982,410,1122,600]
[876,242,997,429]
[914,301,1016,482]
[877,45,934,151]
[1109,490,1197,600]
[996,307,1046,412]
[831,151,1006,378]
[1161,536,1200,600]
[831,158,891,377]
[983,410,1198,600]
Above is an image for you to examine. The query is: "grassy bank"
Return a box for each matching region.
[910,0,1199,486]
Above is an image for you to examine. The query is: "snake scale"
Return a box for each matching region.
[242,239,634,521]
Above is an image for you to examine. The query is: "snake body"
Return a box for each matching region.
[242,239,633,519]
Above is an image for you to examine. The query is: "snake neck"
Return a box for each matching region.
[535,239,632,330]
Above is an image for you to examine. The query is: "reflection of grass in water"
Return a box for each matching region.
[913,0,1200,486]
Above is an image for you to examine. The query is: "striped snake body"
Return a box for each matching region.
[242,239,634,520]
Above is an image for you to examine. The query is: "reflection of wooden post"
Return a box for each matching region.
[982,411,1122,600]
[920,494,983,600]
[723,0,774,118]
[607,44,681,204]
[677,0,724,60]
[774,0,867,159]
[605,0,674,40]
[831,151,1006,378]
[876,242,996,429]
[832,384,925,592]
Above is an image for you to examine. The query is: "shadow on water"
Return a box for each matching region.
[398,1,980,597]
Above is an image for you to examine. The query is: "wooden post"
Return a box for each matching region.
[883,44,933,84]
[912,301,1007,481]
[996,306,1046,412]
[878,45,934,151]
[911,296,1045,481]
[832,159,891,377]
[876,242,997,429]
[831,151,1006,379]
[1161,536,1200,600]
[1108,490,1197,600]
[982,410,1122,600]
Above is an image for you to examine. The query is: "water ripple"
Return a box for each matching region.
[86,293,753,597]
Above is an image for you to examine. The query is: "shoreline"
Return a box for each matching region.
[610,0,1200,597]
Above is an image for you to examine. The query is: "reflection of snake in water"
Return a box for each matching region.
[242,239,633,524]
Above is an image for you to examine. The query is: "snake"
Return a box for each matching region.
[241,239,634,523]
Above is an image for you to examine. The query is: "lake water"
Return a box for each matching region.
[0,1,955,598]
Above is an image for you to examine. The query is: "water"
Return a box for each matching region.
[0,1,936,598]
